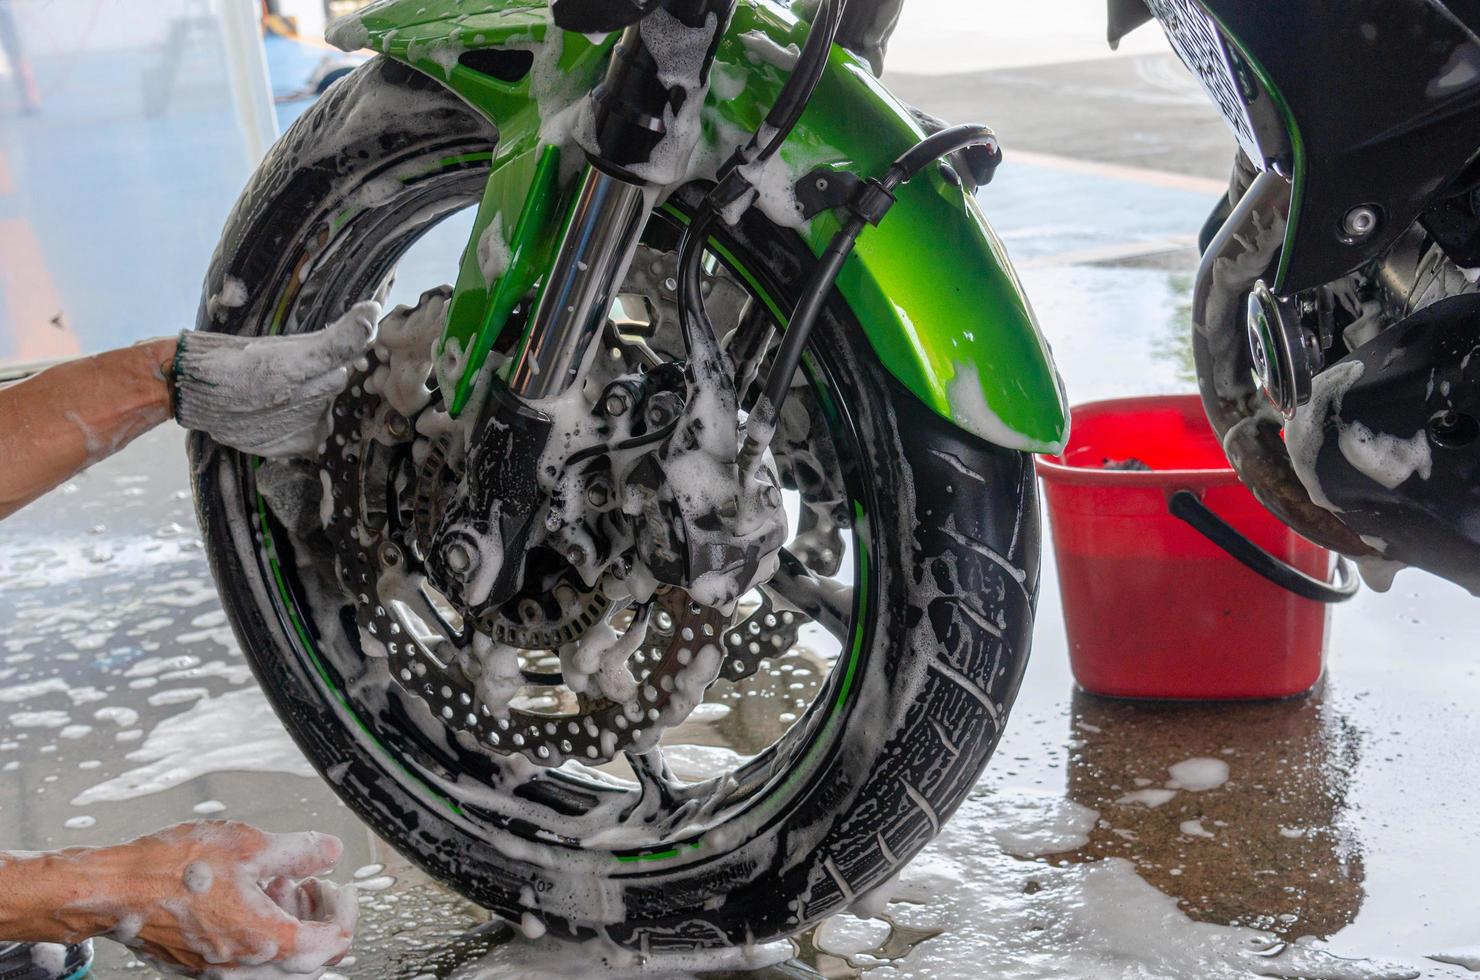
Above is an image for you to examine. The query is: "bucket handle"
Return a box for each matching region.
[1168,490,1358,603]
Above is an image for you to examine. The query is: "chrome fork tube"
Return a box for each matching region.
[507,165,651,400]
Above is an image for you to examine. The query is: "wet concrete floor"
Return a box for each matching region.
[5,48,1480,980]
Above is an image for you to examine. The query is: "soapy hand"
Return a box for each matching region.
[75,821,357,978]
[174,302,381,459]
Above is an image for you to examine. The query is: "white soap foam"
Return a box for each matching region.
[685,702,732,722]
[662,743,748,782]
[1430,948,1480,971]
[93,706,140,727]
[354,875,396,893]
[737,30,801,69]
[476,213,512,286]
[1180,819,1217,839]
[147,687,210,707]
[1286,361,1366,512]
[1117,788,1178,808]
[1167,757,1231,792]
[980,791,1099,857]
[1336,422,1432,490]
[0,677,69,703]
[453,934,791,978]
[947,360,1066,454]
[8,710,70,728]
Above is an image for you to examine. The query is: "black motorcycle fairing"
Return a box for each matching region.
[1131,0,1480,294]
[1295,294,1480,594]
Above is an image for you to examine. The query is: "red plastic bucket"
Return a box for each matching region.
[1035,395,1349,700]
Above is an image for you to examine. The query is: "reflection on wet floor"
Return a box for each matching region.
[688,646,830,758]
[1064,688,1364,940]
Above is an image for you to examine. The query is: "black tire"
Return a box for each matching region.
[190,56,1040,949]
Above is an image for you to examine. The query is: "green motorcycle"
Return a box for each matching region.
[190,0,1066,948]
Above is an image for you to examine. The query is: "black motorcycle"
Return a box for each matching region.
[1112,0,1480,595]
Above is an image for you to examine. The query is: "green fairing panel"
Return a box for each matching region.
[330,0,1069,454]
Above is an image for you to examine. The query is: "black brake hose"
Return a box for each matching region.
[748,0,843,161]
[736,124,1001,472]
[739,213,867,460]
[565,418,680,467]
[675,0,846,359]
[664,11,1001,475]
[885,124,1000,190]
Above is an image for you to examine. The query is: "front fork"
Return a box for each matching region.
[506,167,651,399]
[425,1,737,611]
[422,163,652,613]
[472,0,736,402]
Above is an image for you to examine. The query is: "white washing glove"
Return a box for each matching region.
[175,302,380,458]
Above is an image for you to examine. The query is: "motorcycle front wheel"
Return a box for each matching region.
[190,56,1039,949]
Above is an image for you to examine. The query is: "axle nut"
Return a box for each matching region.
[442,539,478,577]
[646,391,684,428]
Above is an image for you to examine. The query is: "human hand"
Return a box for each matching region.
[174,302,381,458]
[69,821,357,978]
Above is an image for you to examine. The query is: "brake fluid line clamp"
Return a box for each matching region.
[795,167,898,225]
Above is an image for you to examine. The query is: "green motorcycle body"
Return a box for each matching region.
[329,0,1069,453]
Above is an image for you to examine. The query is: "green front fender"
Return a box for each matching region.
[329,0,1069,454]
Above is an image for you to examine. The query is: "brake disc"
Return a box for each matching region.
[320,295,743,766]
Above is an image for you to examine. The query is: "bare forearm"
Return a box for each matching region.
[0,338,176,520]
[0,850,101,943]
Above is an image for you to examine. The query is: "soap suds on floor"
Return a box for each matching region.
[452,934,792,978]
[1167,757,1231,791]
[1180,818,1216,839]
[980,791,1099,857]
[8,709,70,728]
[72,687,313,806]
[1430,948,1480,971]
[1117,787,1178,808]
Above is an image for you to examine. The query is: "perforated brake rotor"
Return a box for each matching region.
[320,341,734,766]
[720,589,802,683]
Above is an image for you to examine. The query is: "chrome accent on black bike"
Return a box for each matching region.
[1246,279,1319,419]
